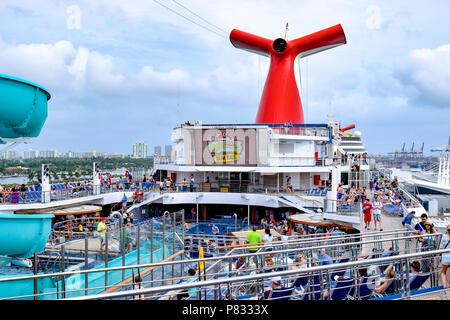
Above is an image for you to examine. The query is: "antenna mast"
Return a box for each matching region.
[284,23,289,40]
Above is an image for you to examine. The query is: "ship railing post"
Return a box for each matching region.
[33,253,38,300]
[105,234,109,289]
[137,224,141,275]
[151,218,154,287]
[121,224,125,282]
[61,245,66,299]
[85,237,89,296]
[172,211,175,282]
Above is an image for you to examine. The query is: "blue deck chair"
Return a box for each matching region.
[328,277,355,300]
[383,278,400,296]
[330,266,348,280]
[268,287,294,300]
[409,273,430,291]
[307,283,323,300]
[293,275,309,288]
[357,276,377,300]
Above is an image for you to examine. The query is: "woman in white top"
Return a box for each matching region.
[263,227,273,242]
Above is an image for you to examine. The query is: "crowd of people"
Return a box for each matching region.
[0,183,28,203]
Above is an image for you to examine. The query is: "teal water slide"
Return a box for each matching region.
[0,214,54,258]
[0,74,50,141]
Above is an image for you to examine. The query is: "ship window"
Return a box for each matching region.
[278,143,294,154]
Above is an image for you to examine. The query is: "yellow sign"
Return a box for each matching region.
[213,153,238,163]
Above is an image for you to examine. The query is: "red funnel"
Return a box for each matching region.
[230,25,346,124]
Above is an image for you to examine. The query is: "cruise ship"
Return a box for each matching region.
[0,22,449,302]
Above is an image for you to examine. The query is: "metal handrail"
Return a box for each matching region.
[65,247,450,300]
[0,232,441,285]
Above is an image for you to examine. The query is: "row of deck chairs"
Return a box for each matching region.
[261,270,431,301]
[234,255,433,300]
[304,188,328,196]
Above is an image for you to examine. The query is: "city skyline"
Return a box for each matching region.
[0,1,450,155]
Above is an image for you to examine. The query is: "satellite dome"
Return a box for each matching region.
[354,131,362,137]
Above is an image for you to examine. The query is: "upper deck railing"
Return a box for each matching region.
[0,180,157,206]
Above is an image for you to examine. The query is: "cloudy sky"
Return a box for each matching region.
[0,0,449,155]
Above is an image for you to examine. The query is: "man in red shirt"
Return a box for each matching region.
[363,199,373,230]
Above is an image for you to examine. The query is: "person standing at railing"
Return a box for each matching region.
[419,220,437,272]
[402,211,416,232]
[165,178,172,192]
[285,176,292,192]
[439,225,450,288]
[97,217,107,252]
[182,178,187,192]
[10,185,19,204]
[189,175,194,192]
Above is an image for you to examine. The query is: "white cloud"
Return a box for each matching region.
[135,66,193,94]
[0,37,76,90]
[85,51,125,94]
[402,44,450,107]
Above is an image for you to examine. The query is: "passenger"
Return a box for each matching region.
[372,194,383,231]
[211,224,219,237]
[402,211,416,232]
[263,228,274,251]
[247,227,262,254]
[235,256,246,272]
[177,268,198,300]
[409,261,421,281]
[264,254,275,271]
[439,225,450,288]
[97,217,107,252]
[337,184,344,200]
[280,229,289,242]
[374,267,395,294]
[122,193,128,209]
[189,175,194,192]
[363,199,373,230]
[261,218,267,229]
[124,223,134,252]
[133,274,144,300]
[288,254,307,270]
[319,249,333,266]
[260,277,283,300]
[247,285,260,300]
[418,220,437,250]
[415,213,437,234]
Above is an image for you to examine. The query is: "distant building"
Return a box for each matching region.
[23,149,37,160]
[154,146,162,156]
[38,150,58,158]
[165,145,172,157]
[0,150,20,160]
[133,141,148,159]
[108,153,128,158]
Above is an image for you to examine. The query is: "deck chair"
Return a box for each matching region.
[293,275,308,288]
[360,276,377,299]
[328,277,355,300]
[373,278,399,298]
[409,273,430,291]
[268,287,294,300]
